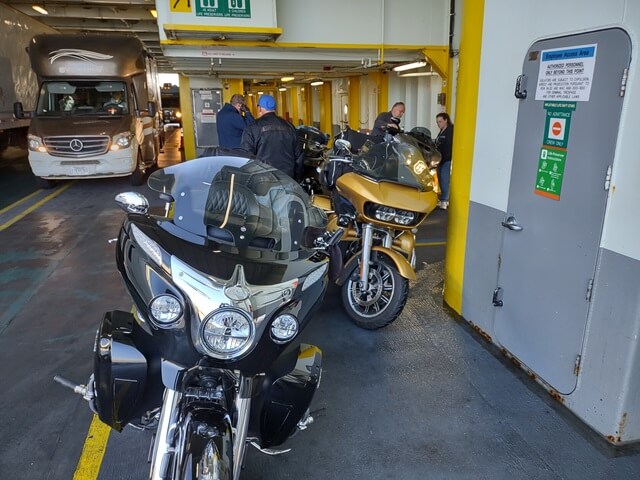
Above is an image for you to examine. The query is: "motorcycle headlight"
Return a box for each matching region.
[149,294,182,327]
[111,132,132,150]
[28,134,46,153]
[270,314,299,344]
[366,203,418,226]
[200,308,255,359]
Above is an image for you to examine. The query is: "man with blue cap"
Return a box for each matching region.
[240,94,304,182]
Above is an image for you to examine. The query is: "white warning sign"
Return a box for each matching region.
[547,117,566,140]
[535,44,597,102]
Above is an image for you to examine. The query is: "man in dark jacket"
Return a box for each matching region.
[240,94,304,181]
[370,101,405,137]
[216,93,254,148]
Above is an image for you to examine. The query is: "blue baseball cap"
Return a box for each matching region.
[258,94,276,110]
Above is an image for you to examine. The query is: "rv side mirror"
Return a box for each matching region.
[14,102,24,119]
[147,101,156,117]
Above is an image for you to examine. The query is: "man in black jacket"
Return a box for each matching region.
[216,93,254,148]
[240,94,304,182]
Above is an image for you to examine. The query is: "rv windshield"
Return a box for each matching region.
[35,81,129,116]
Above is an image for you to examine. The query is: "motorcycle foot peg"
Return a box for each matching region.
[54,375,87,395]
[297,414,314,430]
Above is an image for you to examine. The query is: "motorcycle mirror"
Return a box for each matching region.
[334,139,351,151]
[115,191,149,214]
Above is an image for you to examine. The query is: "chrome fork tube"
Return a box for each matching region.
[359,224,374,290]
[149,388,182,480]
[233,377,253,480]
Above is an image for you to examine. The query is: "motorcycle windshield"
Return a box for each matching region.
[148,156,327,253]
[352,133,435,191]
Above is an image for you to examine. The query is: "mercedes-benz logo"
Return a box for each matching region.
[69,138,83,152]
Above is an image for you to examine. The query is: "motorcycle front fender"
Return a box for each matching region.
[336,246,416,286]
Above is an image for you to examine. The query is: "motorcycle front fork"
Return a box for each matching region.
[359,224,374,289]
[148,379,253,480]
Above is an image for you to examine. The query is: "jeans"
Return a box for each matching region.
[438,161,451,202]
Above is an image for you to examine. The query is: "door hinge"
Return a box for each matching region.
[620,67,629,97]
[604,165,612,191]
[586,278,594,301]
[574,355,582,376]
[492,287,504,307]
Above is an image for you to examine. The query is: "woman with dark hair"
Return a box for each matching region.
[435,112,454,209]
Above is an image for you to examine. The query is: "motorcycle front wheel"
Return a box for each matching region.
[341,256,409,330]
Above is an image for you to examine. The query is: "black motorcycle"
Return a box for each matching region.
[55,155,342,479]
[297,125,330,195]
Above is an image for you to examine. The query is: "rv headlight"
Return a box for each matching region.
[28,134,46,153]
[111,132,132,150]
[149,294,182,326]
[130,224,163,266]
[302,263,328,291]
[270,314,299,343]
[200,308,254,359]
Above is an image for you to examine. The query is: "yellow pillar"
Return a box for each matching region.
[302,87,312,125]
[290,86,300,126]
[319,82,332,136]
[369,71,389,115]
[348,76,360,131]
[443,0,485,313]
[178,74,195,161]
[222,79,243,104]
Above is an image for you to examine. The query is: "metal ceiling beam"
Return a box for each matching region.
[11,5,157,21]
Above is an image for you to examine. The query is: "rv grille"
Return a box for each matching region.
[44,135,110,157]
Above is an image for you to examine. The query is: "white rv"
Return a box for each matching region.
[14,34,162,187]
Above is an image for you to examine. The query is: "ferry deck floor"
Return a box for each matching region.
[1,128,639,479]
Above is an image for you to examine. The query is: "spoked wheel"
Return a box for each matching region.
[341,256,409,330]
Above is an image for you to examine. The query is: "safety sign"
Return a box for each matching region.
[535,44,597,101]
[535,102,576,200]
[196,0,251,18]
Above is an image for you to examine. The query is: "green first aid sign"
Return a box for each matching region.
[196,0,251,18]
[535,147,566,200]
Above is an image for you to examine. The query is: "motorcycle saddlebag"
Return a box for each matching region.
[93,310,161,431]
[257,344,323,448]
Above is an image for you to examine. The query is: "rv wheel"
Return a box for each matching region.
[35,176,55,189]
[130,152,145,186]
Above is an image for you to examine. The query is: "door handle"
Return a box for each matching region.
[514,74,527,99]
[501,215,523,231]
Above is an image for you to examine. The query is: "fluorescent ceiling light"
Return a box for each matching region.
[278,87,287,92]
[281,76,295,82]
[150,9,158,18]
[397,71,437,77]
[32,5,49,15]
[310,81,324,87]
[393,61,427,72]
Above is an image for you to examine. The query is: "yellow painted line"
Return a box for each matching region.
[0,182,74,232]
[73,414,111,480]
[416,241,446,247]
[0,189,42,216]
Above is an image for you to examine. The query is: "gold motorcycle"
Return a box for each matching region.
[312,132,440,329]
